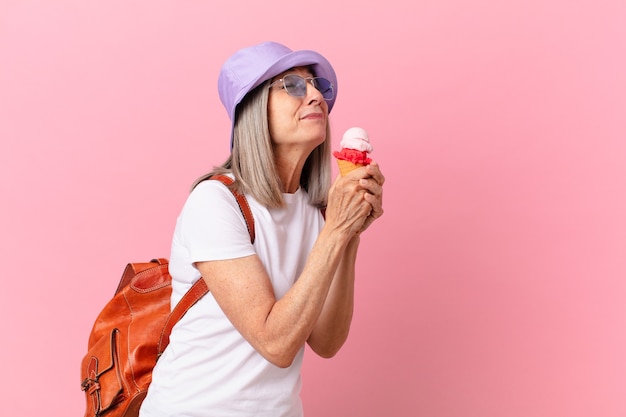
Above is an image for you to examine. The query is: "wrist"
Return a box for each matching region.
[345,234,360,256]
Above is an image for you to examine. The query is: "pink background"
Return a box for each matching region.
[1,1,625,416]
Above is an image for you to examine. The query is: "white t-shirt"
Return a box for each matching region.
[140,178,325,417]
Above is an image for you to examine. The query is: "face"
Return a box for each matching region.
[267,66,329,154]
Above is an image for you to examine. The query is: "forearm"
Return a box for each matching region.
[259,227,353,366]
[307,235,359,357]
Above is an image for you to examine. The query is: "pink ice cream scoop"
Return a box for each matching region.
[333,127,373,175]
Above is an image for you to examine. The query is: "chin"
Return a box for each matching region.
[311,132,327,147]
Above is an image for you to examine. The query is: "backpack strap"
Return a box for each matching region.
[211,174,255,244]
[157,175,255,355]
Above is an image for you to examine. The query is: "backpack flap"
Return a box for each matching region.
[81,328,124,416]
[115,258,168,295]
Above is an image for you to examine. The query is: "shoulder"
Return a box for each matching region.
[175,176,254,252]
[187,176,237,205]
[178,177,248,228]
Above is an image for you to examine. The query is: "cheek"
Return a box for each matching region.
[268,99,294,137]
[321,100,329,114]
[267,98,280,136]
[267,105,281,137]
[268,109,290,142]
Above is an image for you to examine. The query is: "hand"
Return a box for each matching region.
[354,161,384,234]
[325,161,385,238]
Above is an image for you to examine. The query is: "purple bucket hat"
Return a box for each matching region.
[218,41,338,147]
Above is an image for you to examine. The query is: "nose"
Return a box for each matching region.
[305,80,323,104]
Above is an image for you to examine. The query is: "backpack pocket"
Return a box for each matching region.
[81,328,124,416]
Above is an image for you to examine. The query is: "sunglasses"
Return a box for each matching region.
[269,74,335,101]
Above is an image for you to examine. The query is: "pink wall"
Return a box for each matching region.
[1,1,625,416]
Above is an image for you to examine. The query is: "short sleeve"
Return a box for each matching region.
[177,180,255,262]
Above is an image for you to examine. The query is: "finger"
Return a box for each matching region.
[366,161,385,185]
[363,193,383,217]
[359,177,382,196]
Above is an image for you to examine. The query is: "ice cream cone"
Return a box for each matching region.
[337,159,364,176]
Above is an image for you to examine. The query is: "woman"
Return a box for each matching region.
[140,41,384,417]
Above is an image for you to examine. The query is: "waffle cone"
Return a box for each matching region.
[337,159,364,176]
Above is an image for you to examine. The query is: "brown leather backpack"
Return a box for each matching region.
[80,175,255,417]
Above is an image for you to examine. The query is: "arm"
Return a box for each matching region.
[306,235,359,358]
[195,223,354,368]
[195,162,384,367]
[306,162,385,357]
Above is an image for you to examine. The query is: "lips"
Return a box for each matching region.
[300,112,324,120]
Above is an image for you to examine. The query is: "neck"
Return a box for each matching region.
[276,160,303,194]
[274,148,307,194]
